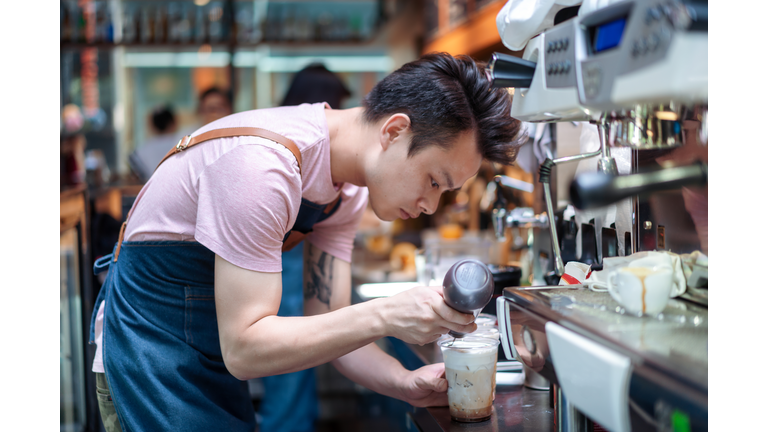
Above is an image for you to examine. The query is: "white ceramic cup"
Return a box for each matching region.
[607,266,674,316]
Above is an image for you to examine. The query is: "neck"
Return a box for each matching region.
[326,107,369,186]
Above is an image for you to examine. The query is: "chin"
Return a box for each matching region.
[370,201,397,222]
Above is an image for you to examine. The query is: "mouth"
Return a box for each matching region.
[400,209,413,220]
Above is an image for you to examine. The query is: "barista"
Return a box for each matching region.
[88,52,524,432]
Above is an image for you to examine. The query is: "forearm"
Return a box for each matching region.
[225,297,389,380]
[331,342,409,401]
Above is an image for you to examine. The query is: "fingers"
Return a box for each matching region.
[419,375,448,393]
[426,285,444,297]
[436,319,477,335]
[404,364,450,407]
[431,298,476,326]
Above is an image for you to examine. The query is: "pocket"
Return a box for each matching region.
[95,374,124,432]
[184,285,224,362]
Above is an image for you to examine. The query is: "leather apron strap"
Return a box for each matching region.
[156,127,303,174]
[114,127,303,262]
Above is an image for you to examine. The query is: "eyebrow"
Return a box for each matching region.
[442,171,460,192]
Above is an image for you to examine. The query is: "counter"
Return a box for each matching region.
[386,338,554,432]
[408,384,553,432]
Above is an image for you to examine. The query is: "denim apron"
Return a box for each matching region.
[89,128,341,431]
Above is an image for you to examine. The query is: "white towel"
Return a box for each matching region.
[559,251,708,298]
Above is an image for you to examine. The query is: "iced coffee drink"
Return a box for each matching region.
[439,337,499,422]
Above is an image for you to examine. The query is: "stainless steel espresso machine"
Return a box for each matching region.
[489,1,707,431]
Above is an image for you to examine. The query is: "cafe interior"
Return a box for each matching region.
[48,0,730,431]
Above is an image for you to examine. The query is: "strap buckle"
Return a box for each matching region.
[176,135,191,152]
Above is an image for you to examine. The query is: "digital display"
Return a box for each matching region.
[594,17,627,53]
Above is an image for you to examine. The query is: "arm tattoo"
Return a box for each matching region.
[304,243,334,309]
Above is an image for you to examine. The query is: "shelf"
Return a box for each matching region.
[60,39,379,50]
[422,0,506,58]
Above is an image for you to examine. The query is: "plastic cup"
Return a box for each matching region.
[439,337,499,422]
[472,326,500,340]
[475,313,497,327]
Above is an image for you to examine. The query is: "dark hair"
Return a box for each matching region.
[281,63,351,109]
[199,86,232,107]
[151,105,176,133]
[362,52,523,165]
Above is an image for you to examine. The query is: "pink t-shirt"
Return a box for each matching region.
[93,103,368,372]
[125,102,368,269]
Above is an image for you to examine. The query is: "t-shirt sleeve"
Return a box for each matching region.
[195,143,301,273]
[306,184,369,263]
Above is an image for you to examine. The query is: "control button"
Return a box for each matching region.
[583,65,602,99]
[637,38,648,55]
[547,41,554,52]
[556,40,563,51]
[563,61,571,73]
[547,64,554,74]
[522,327,536,355]
[648,34,661,51]
[646,6,661,23]
[563,38,569,50]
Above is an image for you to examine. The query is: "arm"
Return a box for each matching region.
[214,254,382,380]
[303,242,455,407]
[215,245,476,381]
[331,343,449,407]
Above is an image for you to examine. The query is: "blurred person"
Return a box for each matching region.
[128,105,179,183]
[257,63,351,432]
[198,86,233,125]
[88,53,523,432]
[60,104,87,186]
[281,63,352,109]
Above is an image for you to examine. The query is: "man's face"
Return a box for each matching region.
[199,93,232,125]
[367,129,483,222]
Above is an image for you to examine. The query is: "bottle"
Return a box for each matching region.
[179,4,193,43]
[194,6,207,43]
[104,6,114,43]
[140,7,154,43]
[235,5,250,43]
[62,3,72,42]
[208,2,223,43]
[154,5,167,43]
[122,6,136,43]
[77,3,87,43]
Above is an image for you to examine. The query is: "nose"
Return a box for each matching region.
[418,190,441,215]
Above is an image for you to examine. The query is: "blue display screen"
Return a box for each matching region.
[594,17,627,52]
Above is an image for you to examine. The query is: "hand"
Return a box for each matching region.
[378,286,477,345]
[397,363,449,407]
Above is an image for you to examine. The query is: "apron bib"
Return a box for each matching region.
[89,127,341,431]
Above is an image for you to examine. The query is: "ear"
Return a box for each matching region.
[379,114,411,151]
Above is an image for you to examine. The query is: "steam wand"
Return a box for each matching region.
[538,118,617,277]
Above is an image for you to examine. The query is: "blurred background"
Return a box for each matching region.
[59,0,521,185]
[60,1,532,432]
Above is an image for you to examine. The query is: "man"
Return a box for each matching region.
[128,104,180,182]
[198,86,233,125]
[89,52,523,431]
[257,63,352,432]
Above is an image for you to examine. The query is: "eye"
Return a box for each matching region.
[431,178,440,189]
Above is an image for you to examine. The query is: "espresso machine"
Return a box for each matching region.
[489,0,708,431]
